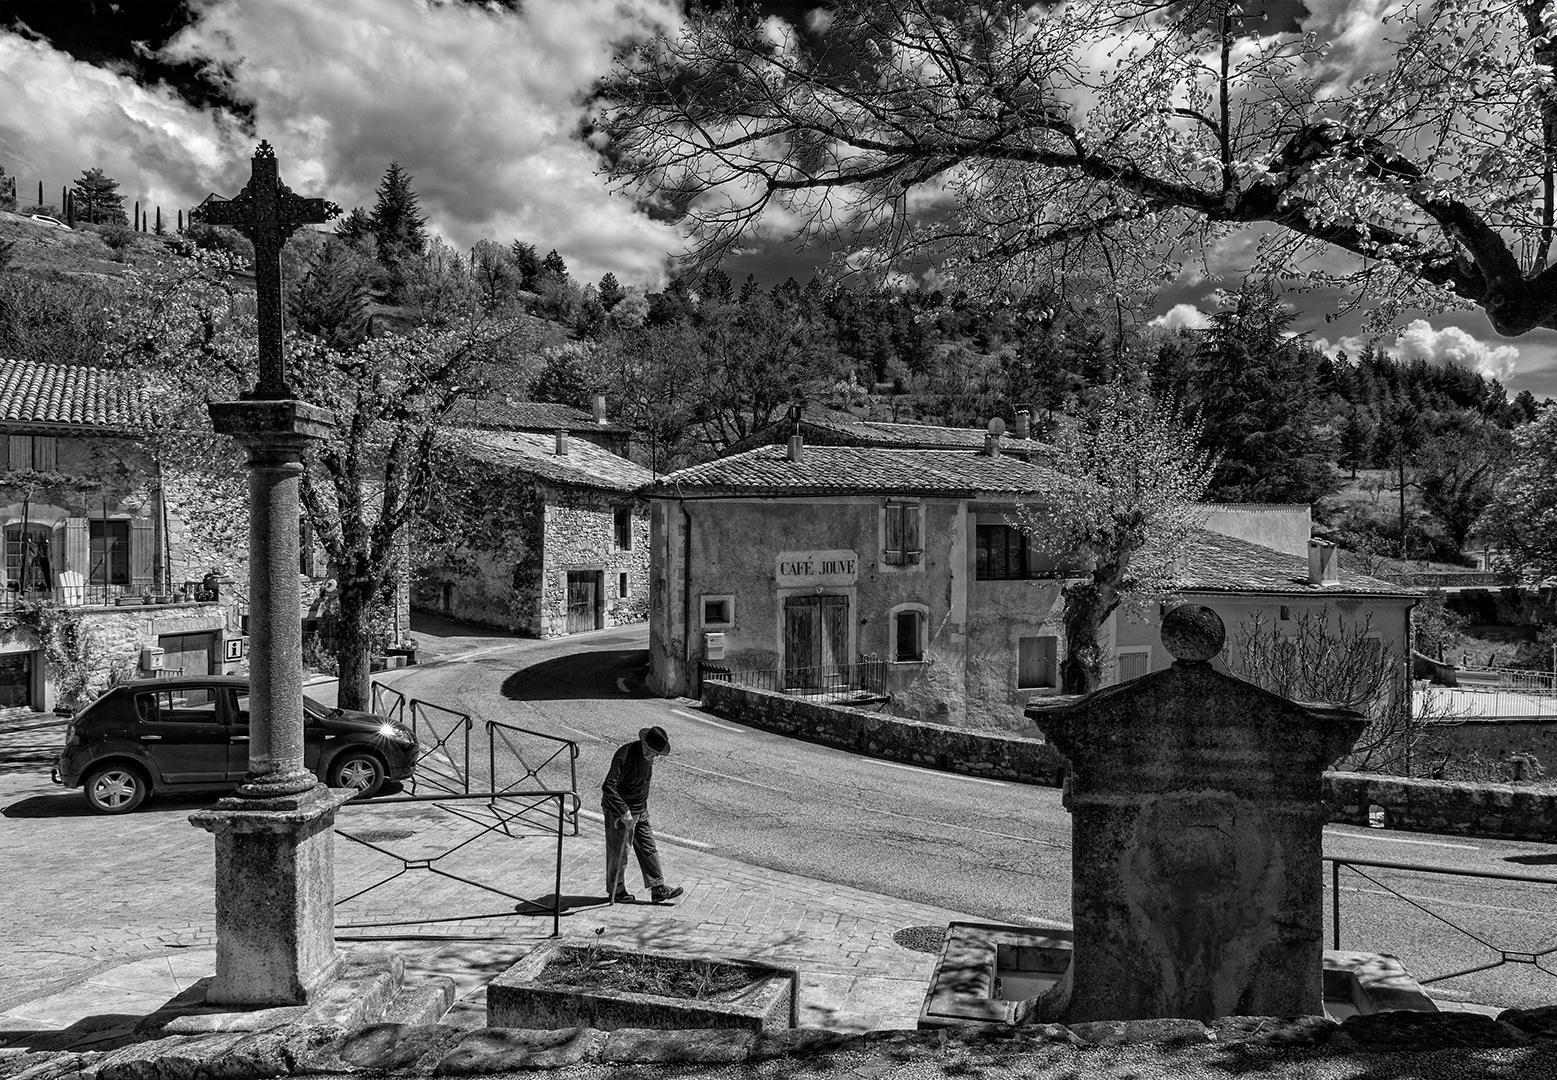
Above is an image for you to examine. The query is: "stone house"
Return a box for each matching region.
[442,394,632,457]
[413,425,652,636]
[0,357,247,710]
[643,436,1417,730]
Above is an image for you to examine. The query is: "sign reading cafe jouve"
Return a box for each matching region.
[776,550,859,586]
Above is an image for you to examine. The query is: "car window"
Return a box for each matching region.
[137,687,220,725]
[232,692,331,723]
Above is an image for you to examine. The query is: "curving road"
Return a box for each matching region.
[378,618,1557,1011]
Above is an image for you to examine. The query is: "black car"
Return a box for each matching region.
[52,676,418,813]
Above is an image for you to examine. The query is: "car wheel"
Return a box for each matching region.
[84,764,149,814]
[329,751,385,799]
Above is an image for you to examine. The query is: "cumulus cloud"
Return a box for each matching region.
[1311,335,1367,359]
[0,0,683,285]
[1394,320,1519,381]
[1149,303,1212,330]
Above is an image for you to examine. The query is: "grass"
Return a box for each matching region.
[535,945,763,1001]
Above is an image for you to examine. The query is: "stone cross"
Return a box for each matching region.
[196,141,333,399]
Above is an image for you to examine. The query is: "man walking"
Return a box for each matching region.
[602,725,683,904]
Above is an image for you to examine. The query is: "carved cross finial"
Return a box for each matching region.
[197,142,334,400]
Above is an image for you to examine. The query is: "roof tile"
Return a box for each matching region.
[447,427,652,493]
[648,444,1065,497]
[1178,530,1417,597]
[0,357,147,428]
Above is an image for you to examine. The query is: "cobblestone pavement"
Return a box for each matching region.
[0,707,980,1050]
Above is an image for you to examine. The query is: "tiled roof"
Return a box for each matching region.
[446,427,652,493]
[728,410,1048,454]
[647,444,1066,498]
[1177,530,1418,598]
[0,357,148,429]
[443,398,629,434]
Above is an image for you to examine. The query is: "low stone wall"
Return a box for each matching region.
[700,681,1067,785]
[702,683,1557,841]
[1324,772,1557,842]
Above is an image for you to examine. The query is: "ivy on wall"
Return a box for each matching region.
[0,599,134,706]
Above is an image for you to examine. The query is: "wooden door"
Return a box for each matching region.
[159,632,215,678]
[784,595,849,690]
[566,571,598,634]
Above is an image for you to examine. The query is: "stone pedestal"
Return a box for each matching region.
[190,785,356,1005]
[1025,605,1367,1024]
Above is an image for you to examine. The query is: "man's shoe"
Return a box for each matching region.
[650,885,684,904]
[611,889,635,904]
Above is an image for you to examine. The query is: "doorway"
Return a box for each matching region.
[783,594,849,689]
[565,571,602,634]
[158,632,217,678]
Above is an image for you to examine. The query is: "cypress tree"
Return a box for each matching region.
[154,206,164,235]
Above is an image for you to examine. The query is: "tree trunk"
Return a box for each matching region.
[1059,581,1119,695]
[334,574,376,712]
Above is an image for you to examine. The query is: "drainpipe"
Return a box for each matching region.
[681,497,693,697]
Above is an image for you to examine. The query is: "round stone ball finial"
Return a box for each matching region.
[1161,604,1225,663]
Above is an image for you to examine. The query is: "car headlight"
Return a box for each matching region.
[378,723,416,747]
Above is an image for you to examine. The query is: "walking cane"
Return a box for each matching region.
[609,815,634,904]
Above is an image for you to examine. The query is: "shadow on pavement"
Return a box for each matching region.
[3,791,220,819]
[501,649,650,702]
[1504,852,1557,866]
[0,1017,150,1054]
[511,893,620,918]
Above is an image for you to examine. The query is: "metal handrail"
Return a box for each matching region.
[335,790,568,938]
[1326,855,1557,987]
[486,720,581,835]
[371,682,408,727]
[713,659,888,705]
[408,698,472,795]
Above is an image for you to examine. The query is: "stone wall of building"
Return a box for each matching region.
[1324,772,1557,842]
[1416,718,1557,782]
[700,680,1067,783]
[539,485,650,637]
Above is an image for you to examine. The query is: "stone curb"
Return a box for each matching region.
[4,1007,1555,1080]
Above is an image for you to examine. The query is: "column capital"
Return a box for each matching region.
[209,399,334,450]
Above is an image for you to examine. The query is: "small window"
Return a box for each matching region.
[88,520,130,586]
[883,501,922,565]
[1116,649,1151,684]
[894,609,924,662]
[701,594,734,626]
[618,572,629,598]
[614,506,633,550]
[6,523,54,591]
[1018,635,1058,689]
[976,524,1027,580]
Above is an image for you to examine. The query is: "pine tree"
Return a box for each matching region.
[288,240,375,351]
[540,248,569,284]
[598,272,625,311]
[1339,407,1375,479]
[336,206,372,242]
[510,241,541,291]
[70,167,128,225]
[367,162,427,261]
[738,273,760,303]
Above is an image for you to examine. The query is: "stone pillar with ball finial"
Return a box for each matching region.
[1023,604,1367,1023]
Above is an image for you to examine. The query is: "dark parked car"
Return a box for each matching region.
[52,676,417,813]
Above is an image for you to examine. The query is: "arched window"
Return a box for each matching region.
[5,523,54,594]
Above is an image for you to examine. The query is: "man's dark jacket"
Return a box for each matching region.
[602,741,653,819]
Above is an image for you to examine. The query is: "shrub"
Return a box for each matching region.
[98,222,135,252]
[183,222,252,259]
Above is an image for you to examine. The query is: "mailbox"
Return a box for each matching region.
[703,632,726,661]
[140,646,165,672]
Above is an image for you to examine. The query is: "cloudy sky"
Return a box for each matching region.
[2,0,1554,399]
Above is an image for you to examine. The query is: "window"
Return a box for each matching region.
[135,687,218,724]
[883,501,922,565]
[614,506,633,550]
[5,523,54,592]
[1018,636,1058,689]
[1115,648,1151,684]
[89,520,130,585]
[5,435,57,473]
[618,572,629,598]
[892,607,926,662]
[701,594,734,626]
[977,524,1027,580]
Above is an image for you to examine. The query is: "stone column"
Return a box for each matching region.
[1026,605,1368,1024]
[191,400,351,1007]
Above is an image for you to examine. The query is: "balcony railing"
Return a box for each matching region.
[703,659,887,705]
[0,579,220,612]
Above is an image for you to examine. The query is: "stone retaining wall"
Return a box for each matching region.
[700,681,1067,785]
[702,683,1557,841]
[1324,772,1557,841]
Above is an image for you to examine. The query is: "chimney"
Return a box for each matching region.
[592,392,607,424]
[787,435,804,463]
[1015,409,1031,440]
[1307,539,1338,586]
[555,429,569,456]
[984,433,1002,458]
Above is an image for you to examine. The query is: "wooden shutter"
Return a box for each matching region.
[64,517,88,575]
[7,436,31,470]
[903,503,922,563]
[34,437,56,472]
[1019,636,1057,689]
[130,518,156,588]
[884,503,903,564]
[0,436,8,470]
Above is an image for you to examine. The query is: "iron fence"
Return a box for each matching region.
[706,659,888,706]
[334,790,569,937]
[407,698,473,795]
[0,580,218,611]
[371,682,407,727]
[1327,855,1557,991]
[1490,668,1557,695]
[487,720,581,835]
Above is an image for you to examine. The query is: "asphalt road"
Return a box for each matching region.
[380,617,1557,1012]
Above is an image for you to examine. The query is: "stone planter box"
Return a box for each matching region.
[919,923,1437,1028]
[487,939,797,1033]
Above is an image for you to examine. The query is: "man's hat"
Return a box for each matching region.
[640,726,670,754]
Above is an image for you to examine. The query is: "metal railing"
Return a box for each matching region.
[1489,668,1557,695]
[407,698,474,795]
[335,790,569,938]
[1327,856,1557,989]
[487,720,581,835]
[0,580,220,611]
[706,659,888,706]
[1415,685,1557,719]
[371,682,407,727]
